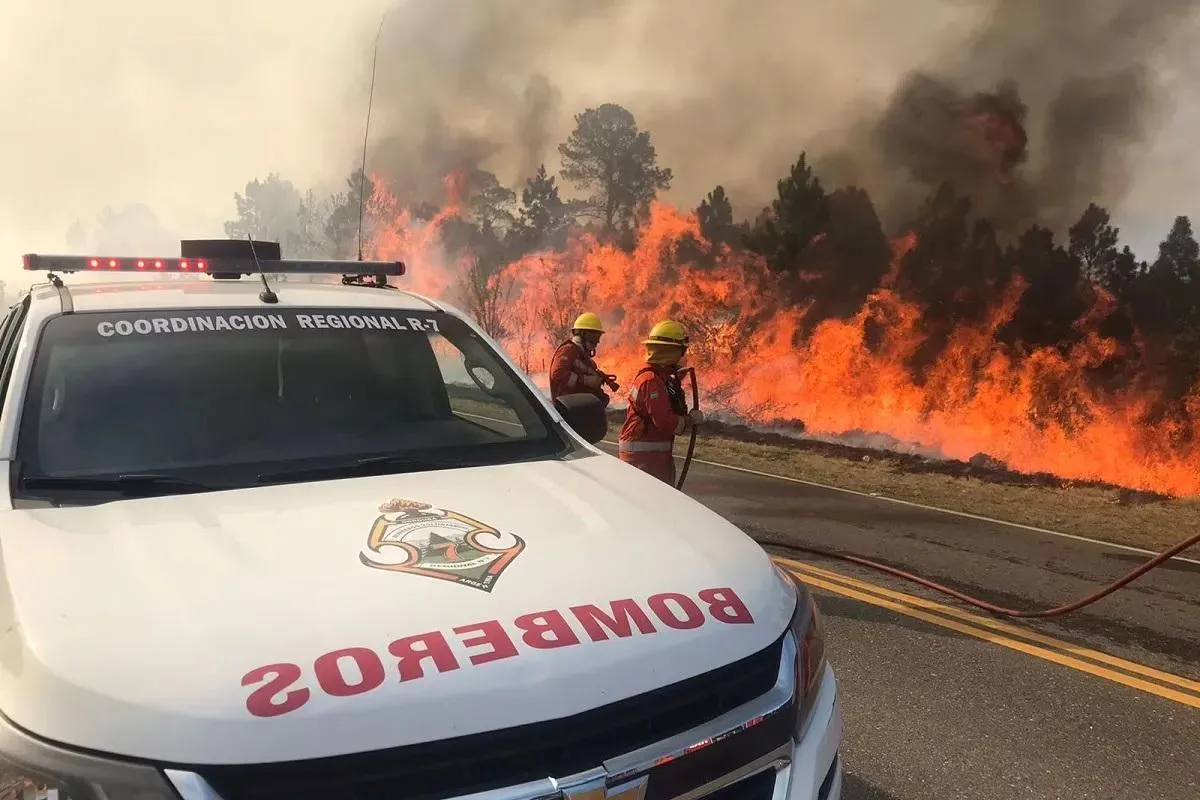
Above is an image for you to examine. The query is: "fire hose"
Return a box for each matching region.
[675,367,699,491]
[670,369,1200,619]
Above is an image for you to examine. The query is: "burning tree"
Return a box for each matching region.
[223,93,1200,497]
[459,257,514,341]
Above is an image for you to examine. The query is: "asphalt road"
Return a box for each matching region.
[599,446,1200,800]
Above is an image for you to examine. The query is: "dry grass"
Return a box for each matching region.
[672,432,1200,554]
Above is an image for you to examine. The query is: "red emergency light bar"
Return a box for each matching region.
[21,254,406,277]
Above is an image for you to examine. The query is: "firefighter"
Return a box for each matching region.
[549,312,619,405]
[618,320,703,485]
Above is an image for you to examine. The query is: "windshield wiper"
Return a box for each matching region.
[20,473,221,496]
[256,454,472,485]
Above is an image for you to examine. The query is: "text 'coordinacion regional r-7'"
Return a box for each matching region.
[93,311,443,338]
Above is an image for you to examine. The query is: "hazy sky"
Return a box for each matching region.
[0,0,391,288]
[0,0,1195,293]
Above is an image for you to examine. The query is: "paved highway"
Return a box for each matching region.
[600,445,1200,800]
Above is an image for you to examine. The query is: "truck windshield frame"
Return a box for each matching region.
[12,306,574,501]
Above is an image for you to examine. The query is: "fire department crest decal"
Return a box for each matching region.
[360,499,525,593]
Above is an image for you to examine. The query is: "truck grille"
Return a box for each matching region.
[193,633,785,800]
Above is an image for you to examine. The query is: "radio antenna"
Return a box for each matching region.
[355,12,388,263]
[247,235,279,305]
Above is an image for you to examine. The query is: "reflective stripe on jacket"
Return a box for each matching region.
[619,365,691,451]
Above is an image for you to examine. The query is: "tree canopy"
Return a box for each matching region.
[557,103,672,237]
[512,164,572,253]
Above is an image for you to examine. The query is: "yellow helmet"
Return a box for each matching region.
[643,319,689,347]
[572,312,605,334]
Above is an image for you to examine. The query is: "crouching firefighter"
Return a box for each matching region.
[619,320,704,485]
[550,312,619,406]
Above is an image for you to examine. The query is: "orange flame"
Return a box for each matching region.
[367,173,466,297]
[373,179,1200,497]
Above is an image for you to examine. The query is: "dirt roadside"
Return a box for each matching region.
[603,410,1200,554]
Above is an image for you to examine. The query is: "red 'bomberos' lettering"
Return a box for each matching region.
[388,631,461,680]
[513,610,581,649]
[243,663,310,718]
[699,587,754,624]
[570,599,657,641]
[648,592,705,630]
[454,619,519,665]
[241,586,761,717]
[314,647,386,697]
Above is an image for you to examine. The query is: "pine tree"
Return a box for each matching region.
[558,104,672,237]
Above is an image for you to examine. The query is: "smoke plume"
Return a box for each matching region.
[1,0,1196,289]
[362,0,1197,234]
[816,0,1198,235]
[362,0,983,208]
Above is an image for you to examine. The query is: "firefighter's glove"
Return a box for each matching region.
[688,409,705,425]
[581,373,604,389]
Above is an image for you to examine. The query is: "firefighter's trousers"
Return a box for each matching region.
[618,441,676,486]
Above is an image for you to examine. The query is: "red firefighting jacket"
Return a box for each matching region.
[549,340,608,403]
[618,365,692,456]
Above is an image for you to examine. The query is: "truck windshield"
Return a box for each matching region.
[15,307,571,496]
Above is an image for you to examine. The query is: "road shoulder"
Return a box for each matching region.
[600,427,1200,554]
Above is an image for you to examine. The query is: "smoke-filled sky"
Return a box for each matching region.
[1,0,1197,292]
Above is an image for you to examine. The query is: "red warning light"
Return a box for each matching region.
[21,253,405,277]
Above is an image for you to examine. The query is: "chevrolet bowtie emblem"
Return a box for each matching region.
[559,774,649,800]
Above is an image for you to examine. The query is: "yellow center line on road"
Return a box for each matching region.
[786,568,1200,709]
[777,556,1200,695]
[471,418,1199,702]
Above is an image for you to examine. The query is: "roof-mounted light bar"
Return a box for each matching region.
[21,254,406,277]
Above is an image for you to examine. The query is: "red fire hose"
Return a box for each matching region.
[671,371,1200,618]
[779,533,1200,618]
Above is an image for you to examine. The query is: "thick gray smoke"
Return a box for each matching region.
[1,0,1195,295]
[361,0,1198,235]
[360,0,982,209]
[363,0,600,204]
[815,0,1199,234]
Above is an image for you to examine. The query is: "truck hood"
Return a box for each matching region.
[0,453,794,764]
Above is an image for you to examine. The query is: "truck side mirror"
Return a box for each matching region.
[553,393,609,444]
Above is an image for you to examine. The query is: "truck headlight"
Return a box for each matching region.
[779,565,828,739]
[0,711,176,800]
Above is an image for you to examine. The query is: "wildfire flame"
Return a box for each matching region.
[366,175,1200,498]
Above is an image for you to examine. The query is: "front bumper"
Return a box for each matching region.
[636,661,841,800]
[784,663,842,800]
[174,637,844,800]
[0,635,843,800]
[678,662,841,800]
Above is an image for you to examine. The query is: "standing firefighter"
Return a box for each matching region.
[549,312,619,405]
[619,320,704,485]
